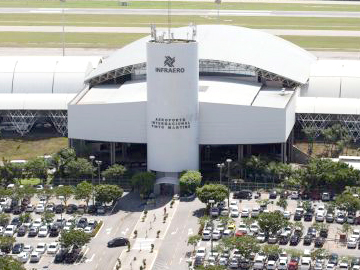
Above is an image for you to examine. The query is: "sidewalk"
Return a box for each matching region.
[116,196,180,270]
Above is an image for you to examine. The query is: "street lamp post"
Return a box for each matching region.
[95,160,102,185]
[208,199,215,253]
[89,155,95,184]
[226,158,232,209]
[217,163,225,185]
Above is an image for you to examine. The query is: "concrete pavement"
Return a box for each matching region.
[3,26,360,37]
[2,8,360,18]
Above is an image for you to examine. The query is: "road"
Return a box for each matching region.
[152,197,203,270]
[3,26,360,37]
[2,8,360,18]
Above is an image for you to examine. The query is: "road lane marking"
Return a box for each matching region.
[188,228,193,235]
[171,228,178,235]
[106,227,112,235]
[179,257,183,264]
[85,253,95,263]
[121,227,129,235]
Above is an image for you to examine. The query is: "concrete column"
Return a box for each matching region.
[246,145,252,157]
[237,145,244,161]
[110,142,116,165]
[68,138,74,148]
[281,142,287,163]
[121,143,127,160]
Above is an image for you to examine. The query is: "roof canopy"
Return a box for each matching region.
[86,25,316,85]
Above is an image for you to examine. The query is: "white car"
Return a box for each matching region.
[251,207,260,218]
[32,218,42,228]
[35,243,47,254]
[257,232,266,243]
[212,230,222,240]
[238,223,247,233]
[230,258,239,269]
[210,208,219,217]
[279,251,288,262]
[202,229,211,240]
[23,245,33,253]
[283,210,291,219]
[47,242,59,254]
[314,262,324,270]
[317,205,326,214]
[223,229,234,237]
[316,213,325,222]
[347,236,358,248]
[339,262,349,270]
[230,207,239,217]
[38,197,46,204]
[290,191,299,199]
[326,264,335,270]
[4,225,16,236]
[30,251,41,263]
[300,259,311,270]
[250,223,260,234]
[278,260,288,270]
[0,226,4,236]
[220,207,229,216]
[38,226,48,237]
[35,204,45,214]
[267,260,277,270]
[230,200,238,207]
[17,251,30,263]
[196,247,206,258]
[219,257,228,266]
[352,229,360,240]
[84,226,94,234]
[241,208,250,217]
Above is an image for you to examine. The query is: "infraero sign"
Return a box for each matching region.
[155,56,185,73]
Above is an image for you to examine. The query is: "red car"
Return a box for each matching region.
[288,257,299,270]
[235,230,247,237]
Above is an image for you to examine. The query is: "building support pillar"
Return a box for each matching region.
[246,145,252,157]
[237,145,244,161]
[110,142,116,165]
[281,142,287,163]
[121,143,127,160]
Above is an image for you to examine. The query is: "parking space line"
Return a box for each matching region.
[93,219,104,239]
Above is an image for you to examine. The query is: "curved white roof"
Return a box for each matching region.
[0,94,76,110]
[87,25,316,84]
[301,60,360,98]
[0,56,100,94]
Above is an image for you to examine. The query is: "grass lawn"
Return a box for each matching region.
[2,1,360,12]
[2,14,360,31]
[0,137,67,161]
[2,32,360,51]
[295,141,360,158]
[20,178,41,185]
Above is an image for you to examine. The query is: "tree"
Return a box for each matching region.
[52,148,76,178]
[0,236,15,250]
[0,253,25,270]
[95,184,123,205]
[179,170,202,195]
[59,229,91,249]
[37,187,55,202]
[188,235,201,252]
[14,185,36,203]
[64,158,93,179]
[257,211,288,236]
[312,222,329,232]
[304,126,318,155]
[195,266,226,270]
[335,192,360,213]
[276,198,288,210]
[102,164,126,180]
[0,161,24,185]
[75,181,94,207]
[219,235,260,260]
[292,221,304,236]
[196,184,228,204]
[55,185,74,207]
[131,172,156,196]
[311,248,328,261]
[261,244,283,258]
[41,211,55,224]
[25,157,48,184]
[18,213,31,224]
[340,223,352,237]
[0,213,10,227]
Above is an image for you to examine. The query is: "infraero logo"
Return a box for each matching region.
[155,56,185,73]
[164,56,175,67]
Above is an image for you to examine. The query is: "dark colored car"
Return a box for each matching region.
[66,204,78,214]
[326,213,334,223]
[87,205,97,214]
[329,253,339,265]
[11,199,18,208]
[315,237,325,247]
[290,235,300,246]
[240,258,251,269]
[304,212,313,222]
[279,236,290,245]
[269,190,277,199]
[55,204,64,214]
[17,226,27,237]
[77,218,88,229]
[12,243,24,254]
[351,257,360,267]
[28,227,39,237]
[49,225,60,237]
[107,237,129,247]
[320,228,328,238]
[1,243,13,253]
[65,248,80,264]
[54,249,68,263]
[12,206,23,215]
[3,205,12,213]
[53,218,66,229]
[294,212,302,221]
[21,197,30,207]
[10,217,22,228]
[233,190,252,200]
[303,234,313,245]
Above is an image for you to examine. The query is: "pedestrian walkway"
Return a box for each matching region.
[132,238,155,251]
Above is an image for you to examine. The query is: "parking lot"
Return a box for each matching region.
[194,191,360,269]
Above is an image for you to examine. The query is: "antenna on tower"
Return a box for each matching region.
[167,0,172,42]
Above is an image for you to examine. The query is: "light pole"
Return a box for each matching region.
[226,158,232,209]
[95,160,102,185]
[208,199,215,253]
[89,155,95,184]
[217,163,225,185]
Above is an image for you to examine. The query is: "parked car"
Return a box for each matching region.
[326,213,334,223]
[17,225,27,237]
[256,232,266,243]
[77,217,88,229]
[336,213,347,224]
[49,225,60,237]
[290,235,300,246]
[269,190,277,199]
[320,228,328,238]
[23,245,33,254]
[97,206,105,215]
[30,251,42,263]
[233,190,252,200]
[32,218,42,228]
[54,249,68,263]
[303,234,313,245]
[307,227,317,237]
[47,242,59,254]
[315,237,325,247]
[12,206,23,215]
[304,212,313,222]
[35,204,45,214]
[279,235,290,245]
[241,208,250,218]
[12,243,24,254]
[4,225,16,237]
[87,205,97,214]
[66,204,78,214]
[55,204,64,213]
[17,251,30,263]
[38,226,48,237]
[347,236,358,249]
[328,253,339,265]
[84,226,94,234]
[268,234,278,244]
[28,226,39,237]
[35,243,47,254]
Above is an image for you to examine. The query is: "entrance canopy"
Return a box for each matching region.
[155,177,179,186]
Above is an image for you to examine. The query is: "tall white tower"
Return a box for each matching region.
[146,33,199,177]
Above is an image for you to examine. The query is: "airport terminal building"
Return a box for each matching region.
[1,25,360,193]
